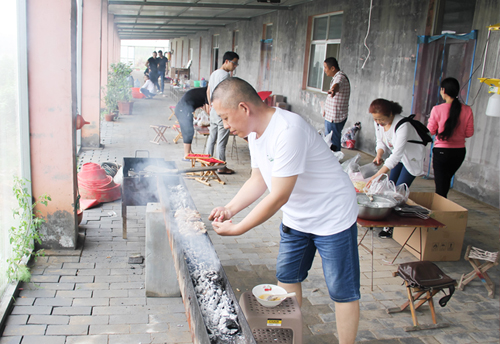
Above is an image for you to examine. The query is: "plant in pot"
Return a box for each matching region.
[109,62,134,116]
[101,85,119,122]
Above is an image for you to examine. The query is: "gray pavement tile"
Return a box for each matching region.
[108,334,151,344]
[18,290,56,298]
[52,306,92,316]
[13,297,35,306]
[72,298,110,306]
[59,275,95,283]
[75,269,110,276]
[108,314,149,324]
[47,256,81,263]
[45,324,88,335]
[0,336,22,344]
[92,289,128,298]
[5,315,29,325]
[355,330,377,342]
[55,290,92,298]
[2,324,46,336]
[29,275,60,283]
[469,330,500,342]
[150,330,193,343]
[19,336,66,344]
[42,268,77,276]
[433,332,476,343]
[10,306,52,315]
[89,324,130,335]
[28,315,69,325]
[74,283,110,290]
[33,298,73,307]
[65,335,108,344]
[69,315,109,325]
[33,283,75,290]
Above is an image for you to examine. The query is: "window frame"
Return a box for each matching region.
[303,11,343,94]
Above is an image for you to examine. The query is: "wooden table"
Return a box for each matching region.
[357,213,444,291]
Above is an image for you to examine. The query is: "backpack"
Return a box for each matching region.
[395,114,433,146]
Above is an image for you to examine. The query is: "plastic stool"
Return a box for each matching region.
[239,291,302,344]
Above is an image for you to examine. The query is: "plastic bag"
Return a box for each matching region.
[332,151,344,161]
[341,154,360,175]
[341,122,361,149]
[194,109,210,126]
[365,174,409,204]
[324,131,333,147]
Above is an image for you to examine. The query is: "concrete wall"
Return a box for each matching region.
[169,0,499,207]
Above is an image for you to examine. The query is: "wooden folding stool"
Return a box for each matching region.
[458,245,499,298]
[172,124,183,143]
[168,106,176,120]
[388,261,456,332]
[149,125,169,144]
[193,157,226,186]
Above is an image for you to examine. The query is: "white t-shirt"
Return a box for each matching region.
[208,69,230,118]
[374,115,425,176]
[141,79,155,93]
[248,107,358,236]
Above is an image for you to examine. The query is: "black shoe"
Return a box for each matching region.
[378,227,393,239]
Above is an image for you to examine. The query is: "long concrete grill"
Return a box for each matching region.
[157,174,257,344]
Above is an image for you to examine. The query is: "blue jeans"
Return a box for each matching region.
[158,71,165,93]
[325,118,347,152]
[389,162,416,187]
[140,88,155,98]
[276,222,360,303]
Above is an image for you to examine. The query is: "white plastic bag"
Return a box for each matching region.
[341,154,361,174]
[365,174,409,204]
[332,151,344,161]
[195,109,210,126]
[324,131,333,147]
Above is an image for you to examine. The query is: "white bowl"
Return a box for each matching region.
[252,284,288,307]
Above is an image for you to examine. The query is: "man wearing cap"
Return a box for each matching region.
[157,50,169,95]
[146,51,159,92]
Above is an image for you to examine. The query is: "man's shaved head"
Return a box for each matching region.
[212,77,263,110]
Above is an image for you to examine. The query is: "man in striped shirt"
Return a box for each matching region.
[323,57,350,152]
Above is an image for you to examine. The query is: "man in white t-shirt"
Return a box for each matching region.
[209,77,360,344]
[205,51,239,174]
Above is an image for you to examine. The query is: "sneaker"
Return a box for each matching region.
[378,227,393,239]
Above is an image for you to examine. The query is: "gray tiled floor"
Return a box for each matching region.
[1,95,499,343]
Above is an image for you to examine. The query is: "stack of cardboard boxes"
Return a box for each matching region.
[265,94,291,111]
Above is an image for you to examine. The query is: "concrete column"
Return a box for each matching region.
[100,0,108,109]
[27,0,78,249]
[81,0,102,148]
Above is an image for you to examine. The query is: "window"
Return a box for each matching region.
[306,13,343,92]
[434,0,476,35]
[233,30,239,53]
[211,35,220,72]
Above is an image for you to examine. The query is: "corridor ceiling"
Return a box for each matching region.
[109,0,315,40]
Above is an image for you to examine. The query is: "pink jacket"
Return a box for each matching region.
[427,103,474,148]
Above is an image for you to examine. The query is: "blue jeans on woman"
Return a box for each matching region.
[389,162,416,187]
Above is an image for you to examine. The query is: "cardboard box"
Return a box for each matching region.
[273,95,287,104]
[393,192,468,261]
[276,102,291,111]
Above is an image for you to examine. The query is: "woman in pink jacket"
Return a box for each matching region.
[427,77,474,198]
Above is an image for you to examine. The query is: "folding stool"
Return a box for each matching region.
[149,125,169,145]
[239,291,302,344]
[458,245,499,298]
[388,261,456,332]
[172,124,183,143]
[168,106,176,120]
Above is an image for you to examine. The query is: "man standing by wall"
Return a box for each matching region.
[157,50,169,95]
[323,57,350,152]
[146,51,159,93]
[205,51,239,174]
[209,77,360,344]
